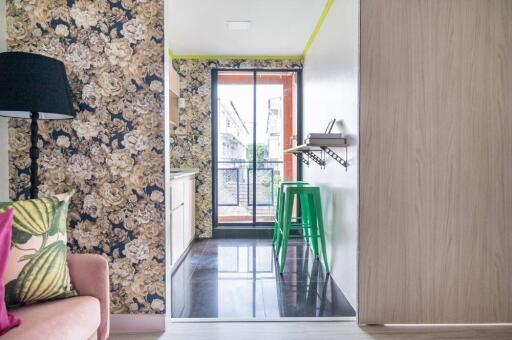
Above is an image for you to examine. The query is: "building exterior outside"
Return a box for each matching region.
[218,100,250,162]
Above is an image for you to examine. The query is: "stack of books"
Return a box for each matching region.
[305,133,347,147]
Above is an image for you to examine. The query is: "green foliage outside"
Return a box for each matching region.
[246,143,267,165]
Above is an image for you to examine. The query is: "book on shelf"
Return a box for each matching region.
[305,137,347,146]
[307,133,344,139]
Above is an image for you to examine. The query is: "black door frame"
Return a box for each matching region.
[211,68,303,234]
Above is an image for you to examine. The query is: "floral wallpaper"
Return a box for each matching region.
[171,59,303,238]
[6,0,165,314]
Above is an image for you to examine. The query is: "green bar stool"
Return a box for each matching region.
[273,181,309,249]
[273,181,309,244]
[277,185,330,274]
[275,184,318,270]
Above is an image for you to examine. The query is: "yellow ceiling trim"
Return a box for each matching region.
[168,52,304,62]
[303,0,334,56]
[169,48,176,59]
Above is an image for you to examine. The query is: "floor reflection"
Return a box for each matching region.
[171,239,356,318]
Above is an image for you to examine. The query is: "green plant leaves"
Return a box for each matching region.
[11,227,32,245]
[9,197,59,236]
[13,241,70,305]
[4,280,18,307]
[3,192,76,307]
[48,200,70,236]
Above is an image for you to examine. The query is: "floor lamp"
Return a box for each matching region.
[0,52,75,199]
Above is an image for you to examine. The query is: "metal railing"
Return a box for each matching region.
[217,160,283,207]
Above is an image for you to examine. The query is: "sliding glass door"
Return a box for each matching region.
[212,69,302,228]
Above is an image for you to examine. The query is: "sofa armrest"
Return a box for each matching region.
[68,253,110,340]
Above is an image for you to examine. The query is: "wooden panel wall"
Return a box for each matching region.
[359,0,512,324]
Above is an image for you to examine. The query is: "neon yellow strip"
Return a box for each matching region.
[169,52,304,62]
[168,48,176,59]
[303,0,334,56]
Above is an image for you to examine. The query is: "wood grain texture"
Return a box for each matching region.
[360,0,512,324]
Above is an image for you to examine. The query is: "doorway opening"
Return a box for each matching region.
[171,68,356,319]
[212,69,302,234]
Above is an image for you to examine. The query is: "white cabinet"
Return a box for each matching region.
[170,174,196,265]
[183,177,195,247]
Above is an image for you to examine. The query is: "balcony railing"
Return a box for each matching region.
[217,160,283,209]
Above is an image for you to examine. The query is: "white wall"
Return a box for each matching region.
[303,0,359,308]
[0,0,9,201]
[163,0,173,324]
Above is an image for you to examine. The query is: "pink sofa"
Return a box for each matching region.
[3,254,110,340]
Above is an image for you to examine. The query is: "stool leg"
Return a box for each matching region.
[275,188,284,257]
[307,194,320,257]
[275,186,287,254]
[279,191,294,274]
[273,186,282,245]
[313,192,330,273]
[300,192,310,245]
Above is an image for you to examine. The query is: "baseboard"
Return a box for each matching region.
[213,227,274,238]
[213,227,302,238]
[110,314,165,333]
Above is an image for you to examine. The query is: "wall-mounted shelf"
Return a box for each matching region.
[285,142,348,169]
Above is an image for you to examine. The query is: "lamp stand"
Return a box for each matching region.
[29,111,39,199]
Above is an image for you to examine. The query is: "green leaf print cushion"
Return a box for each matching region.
[0,192,77,307]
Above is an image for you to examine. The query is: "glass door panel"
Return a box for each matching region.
[216,71,254,224]
[214,70,300,227]
[255,72,298,223]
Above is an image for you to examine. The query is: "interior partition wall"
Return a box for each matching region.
[212,69,302,234]
[360,0,512,324]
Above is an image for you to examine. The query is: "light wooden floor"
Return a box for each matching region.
[110,322,512,340]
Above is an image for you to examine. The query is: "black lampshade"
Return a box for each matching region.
[0,52,75,120]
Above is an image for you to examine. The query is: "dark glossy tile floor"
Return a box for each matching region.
[171,238,356,318]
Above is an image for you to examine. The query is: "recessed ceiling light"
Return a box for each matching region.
[226,20,252,31]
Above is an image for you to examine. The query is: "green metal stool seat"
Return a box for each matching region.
[276,185,330,274]
[273,181,309,247]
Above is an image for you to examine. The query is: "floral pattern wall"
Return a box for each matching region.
[171,59,303,238]
[6,0,165,314]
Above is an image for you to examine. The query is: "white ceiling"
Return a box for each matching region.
[168,0,327,56]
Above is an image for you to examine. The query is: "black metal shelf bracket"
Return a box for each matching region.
[305,151,326,167]
[322,147,348,169]
[286,143,349,170]
[296,153,309,166]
